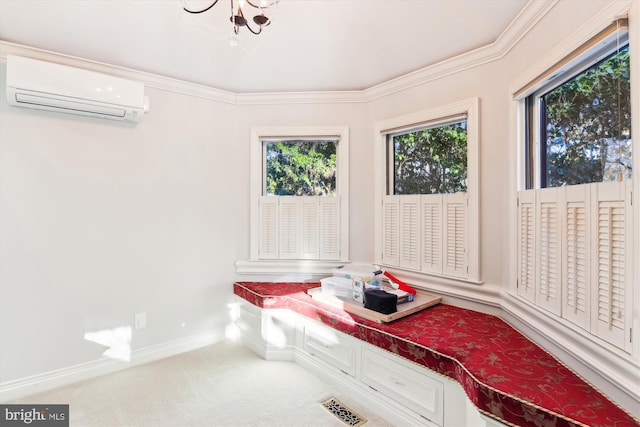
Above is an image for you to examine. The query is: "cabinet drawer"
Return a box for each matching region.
[303,325,356,377]
[362,347,444,425]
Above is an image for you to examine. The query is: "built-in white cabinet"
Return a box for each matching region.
[302,323,356,377]
[233,295,506,427]
[361,346,444,425]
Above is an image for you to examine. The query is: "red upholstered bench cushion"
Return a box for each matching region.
[234,281,639,427]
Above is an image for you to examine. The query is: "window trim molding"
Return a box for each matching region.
[507,0,639,394]
[511,2,634,194]
[510,1,632,100]
[373,98,480,283]
[246,126,350,266]
[524,39,630,190]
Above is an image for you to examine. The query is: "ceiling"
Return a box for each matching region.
[0,0,531,93]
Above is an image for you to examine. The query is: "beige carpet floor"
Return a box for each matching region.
[7,340,394,427]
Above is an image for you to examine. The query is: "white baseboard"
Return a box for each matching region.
[237,328,296,362]
[0,328,226,402]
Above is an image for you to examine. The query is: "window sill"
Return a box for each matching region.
[235,259,349,278]
[377,266,503,308]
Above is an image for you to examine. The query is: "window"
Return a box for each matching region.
[514,18,633,352]
[538,45,631,188]
[264,140,337,196]
[522,20,631,189]
[390,119,467,195]
[374,99,479,283]
[238,126,349,274]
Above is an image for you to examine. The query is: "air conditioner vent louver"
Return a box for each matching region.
[6,55,149,123]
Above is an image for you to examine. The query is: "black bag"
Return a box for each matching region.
[364,289,397,314]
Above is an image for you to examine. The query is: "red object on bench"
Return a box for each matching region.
[382,270,416,294]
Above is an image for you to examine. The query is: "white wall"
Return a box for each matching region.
[0,71,243,389]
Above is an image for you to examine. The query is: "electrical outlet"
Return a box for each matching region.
[135,312,146,329]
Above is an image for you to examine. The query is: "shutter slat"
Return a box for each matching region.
[518,190,536,303]
[443,193,467,278]
[320,197,340,260]
[399,196,420,270]
[279,198,299,259]
[300,198,319,259]
[563,185,589,329]
[258,197,279,259]
[382,196,399,266]
[421,195,442,274]
[591,181,628,350]
[535,190,561,315]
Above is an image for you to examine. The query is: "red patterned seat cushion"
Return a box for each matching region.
[234,282,639,427]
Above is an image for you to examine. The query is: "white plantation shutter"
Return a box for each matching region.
[382,193,468,279]
[300,198,319,259]
[515,181,632,352]
[259,197,279,259]
[591,181,631,351]
[562,185,590,330]
[517,190,536,303]
[535,189,562,315]
[319,197,340,260]
[399,196,420,270]
[258,196,341,261]
[421,194,443,275]
[443,192,467,278]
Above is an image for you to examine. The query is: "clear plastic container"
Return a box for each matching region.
[320,276,354,299]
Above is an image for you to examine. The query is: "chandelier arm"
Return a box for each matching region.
[244,21,263,35]
[182,0,270,36]
[182,0,221,14]
[245,0,279,8]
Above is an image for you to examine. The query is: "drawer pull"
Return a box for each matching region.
[309,336,332,348]
[390,377,406,387]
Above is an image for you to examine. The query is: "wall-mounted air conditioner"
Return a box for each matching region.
[5,55,150,123]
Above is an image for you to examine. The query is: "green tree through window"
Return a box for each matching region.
[265,140,337,196]
[392,121,467,194]
[542,45,631,187]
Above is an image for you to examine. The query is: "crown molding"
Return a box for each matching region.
[1,0,558,106]
[359,0,559,103]
[235,90,365,105]
[236,0,559,104]
[0,40,237,105]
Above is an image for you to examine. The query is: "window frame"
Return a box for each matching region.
[239,126,350,274]
[387,116,468,196]
[518,20,630,190]
[262,137,339,196]
[512,15,635,354]
[373,98,480,284]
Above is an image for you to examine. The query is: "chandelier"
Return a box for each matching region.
[182,0,279,36]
